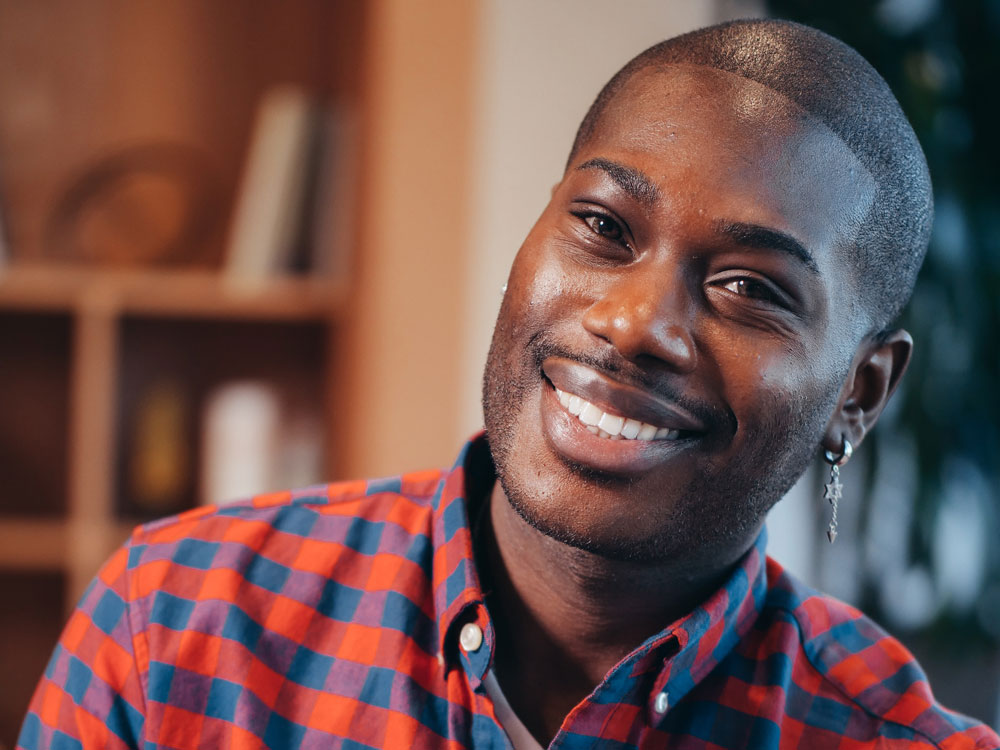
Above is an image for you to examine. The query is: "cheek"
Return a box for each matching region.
[507,242,585,327]
[715,341,830,433]
[513,244,565,293]
[487,239,577,403]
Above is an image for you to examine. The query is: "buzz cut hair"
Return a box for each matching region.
[568,19,932,332]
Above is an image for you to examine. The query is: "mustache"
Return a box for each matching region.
[528,330,736,434]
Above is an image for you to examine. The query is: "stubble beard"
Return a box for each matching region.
[481,313,839,566]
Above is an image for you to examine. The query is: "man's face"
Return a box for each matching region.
[482,65,876,567]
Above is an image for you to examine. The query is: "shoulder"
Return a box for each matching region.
[130,469,445,561]
[761,558,999,749]
[120,469,448,614]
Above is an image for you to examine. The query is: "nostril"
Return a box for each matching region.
[584,300,696,372]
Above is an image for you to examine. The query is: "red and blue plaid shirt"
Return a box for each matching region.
[19,436,1000,749]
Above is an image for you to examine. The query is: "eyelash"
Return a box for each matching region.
[573,210,633,252]
[711,274,791,310]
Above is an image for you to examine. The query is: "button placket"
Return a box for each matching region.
[454,606,493,687]
[648,632,681,724]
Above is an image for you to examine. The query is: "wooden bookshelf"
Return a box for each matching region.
[0,267,342,606]
[0,268,342,745]
[0,1,477,742]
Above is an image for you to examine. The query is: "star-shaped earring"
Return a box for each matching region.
[823,470,842,503]
[822,438,852,544]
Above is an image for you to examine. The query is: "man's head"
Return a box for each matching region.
[482,19,929,569]
[570,19,932,332]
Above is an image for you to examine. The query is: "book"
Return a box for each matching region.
[200,381,280,506]
[224,86,317,286]
[199,380,323,506]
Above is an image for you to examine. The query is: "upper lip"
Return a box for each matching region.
[541,357,709,433]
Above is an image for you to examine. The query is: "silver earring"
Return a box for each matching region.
[501,283,507,294]
[822,438,853,543]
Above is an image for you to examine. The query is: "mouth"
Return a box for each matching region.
[541,356,707,435]
[553,386,683,441]
[536,356,708,475]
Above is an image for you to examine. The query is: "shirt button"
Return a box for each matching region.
[654,691,669,714]
[459,623,484,653]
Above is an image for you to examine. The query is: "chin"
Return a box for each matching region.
[493,454,695,564]
[501,484,666,563]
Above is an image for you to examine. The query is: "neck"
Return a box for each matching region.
[478,482,750,744]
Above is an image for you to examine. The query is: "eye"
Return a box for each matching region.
[705,265,807,328]
[574,211,631,249]
[722,277,780,303]
[707,272,796,313]
[584,214,624,240]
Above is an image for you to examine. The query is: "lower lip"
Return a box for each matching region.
[539,382,692,474]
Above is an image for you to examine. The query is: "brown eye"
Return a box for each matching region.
[583,214,625,242]
[723,278,780,303]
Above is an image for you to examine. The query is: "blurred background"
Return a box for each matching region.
[0,0,996,744]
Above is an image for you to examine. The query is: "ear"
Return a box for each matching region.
[822,329,913,455]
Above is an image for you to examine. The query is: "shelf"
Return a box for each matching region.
[0,517,136,571]
[115,317,328,517]
[0,518,68,570]
[0,266,347,320]
[0,1,371,742]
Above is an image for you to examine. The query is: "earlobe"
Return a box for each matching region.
[823,329,913,453]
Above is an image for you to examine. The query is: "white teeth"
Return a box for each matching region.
[578,402,603,427]
[552,387,683,442]
[637,423,658,441]
[621,418,642,440]
[597,412,624,436]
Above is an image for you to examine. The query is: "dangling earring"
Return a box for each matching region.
[822,438,853,543]
[501,283,508,294]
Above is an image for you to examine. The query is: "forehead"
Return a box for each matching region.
[577,64,876,266]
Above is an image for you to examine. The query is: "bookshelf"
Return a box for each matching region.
[0,1,477,742]
[0,267,346,606]
[0,267,343,746]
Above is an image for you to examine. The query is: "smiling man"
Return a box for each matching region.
[19,18,1000,750]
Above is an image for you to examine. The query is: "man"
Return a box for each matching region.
[18,19,1000,750]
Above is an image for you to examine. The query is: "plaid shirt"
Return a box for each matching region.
[19,436,999,749]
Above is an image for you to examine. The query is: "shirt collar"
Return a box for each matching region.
[429,434,769,700]
[430,433,493,661]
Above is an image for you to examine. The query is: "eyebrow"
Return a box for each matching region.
[714,220,819,274]
[576,157,660,208]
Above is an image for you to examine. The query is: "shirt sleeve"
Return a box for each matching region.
[17,542,146,750]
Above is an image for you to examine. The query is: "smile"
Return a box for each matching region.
[554,387,680,441]
[536,356,708,474]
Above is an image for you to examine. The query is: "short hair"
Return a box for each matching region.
[568,19,932,332]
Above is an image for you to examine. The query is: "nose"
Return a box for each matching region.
[581,265,697,372]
